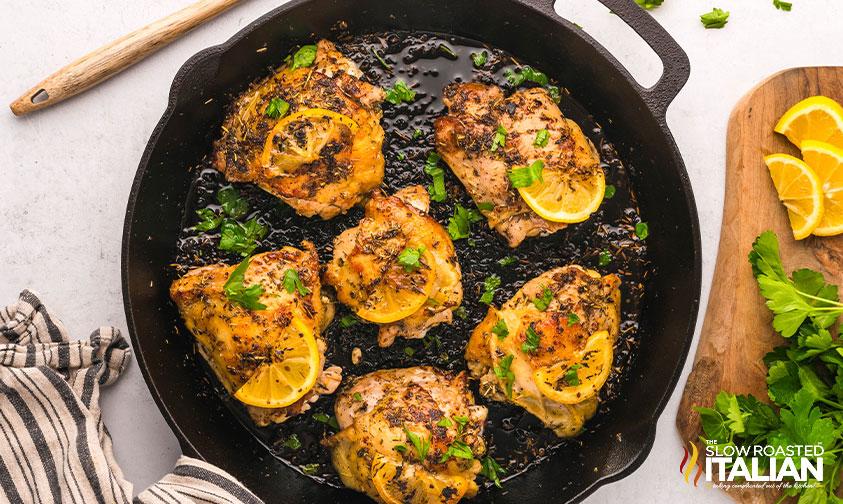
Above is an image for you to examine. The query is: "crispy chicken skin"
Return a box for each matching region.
[324,367,487,504]
[212,40,386,219]
[169,243,341,426]
[434,83,601,247]
[465,266,620,437]
[323,186,463,347]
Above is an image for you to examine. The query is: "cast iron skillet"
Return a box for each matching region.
[122,0,701,502]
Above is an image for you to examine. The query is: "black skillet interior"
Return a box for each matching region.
[122,0,700,502]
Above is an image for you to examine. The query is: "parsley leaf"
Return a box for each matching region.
[264,97,290,119]
[567,312,580,326]
[635,0,664,9]
[283,434,301,450]
[471,50,487,67]
[353,392,363,402]
[508,160,544,188]
[499,255,517,267]
[773,0,792,11]
[441,440,474,462]
[301,463,319,475]
[385,79,416,105]
[447,204,482,241]
[604,185,616,199]
[477,202,494,211]
[403,425,430,460]
[313,412,339,430]
[598,249,612,266]
[564,364,583,386]
[437,417,453,428]
[394,444,408,452]
[223,257,267,310]
[290,45,318,70]
[424,152,446,202]
[454,306,468,320]
[700,8,729,29]
[414,129,422,139]
[491,125,507,152]
[546,86,561,103]
[397,246,427,272]
[533,285,552,311]
[195,208,222,232]
[283,268,311,296]
[522,325,540,353]
[480,275,501,304]
[217,186,249,219]
[505,66,548,86]
[534,129,549,147]
[635,222,649,240]
[339,313,359,327]
[480,457,506,488]
[371,47,391,70]
[491,319,509,339]
[219,218,266,256]
[494,354,516,398]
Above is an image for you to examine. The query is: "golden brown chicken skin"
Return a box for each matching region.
[169,243,341,426]
[323,186,463,347]
[465,265,620,437]
[434,83,601,247]
[324,367,487,504]
[213,40,386,219]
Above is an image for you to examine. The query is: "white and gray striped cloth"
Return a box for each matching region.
[0,290,264,504]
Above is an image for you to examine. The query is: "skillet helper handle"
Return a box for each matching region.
[9,0,247,116]
[593,0,690,120]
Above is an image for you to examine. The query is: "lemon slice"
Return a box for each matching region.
[517,166,605,223]
[802,140,843,236]
[260,108,359,174]
[233,319,319,408]
[371,455,468,504]
[764,153,825,240]
[774,96,843,150]
[534,331,613,404]
[356,250,436,324]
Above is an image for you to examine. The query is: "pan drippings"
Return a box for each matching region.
[173,31,648,491]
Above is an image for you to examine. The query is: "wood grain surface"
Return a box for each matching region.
[9,0,247,116]
[676,67,843,503]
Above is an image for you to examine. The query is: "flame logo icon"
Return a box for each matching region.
[679,441,703,486]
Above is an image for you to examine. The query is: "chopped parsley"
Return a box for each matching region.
[546,86,562,103]
[635,222,649,240]
[283,434,301,450]
[533,129,549,147]
[353,392,363,402]
[508,160,544,188]
[438,44,456,58]
[564,364,583,386]
[604,185,616,199]
[397,245,427,272]
[219,218,266,256]
[635,0,664,9]
[505,66,548,86]
[773,0,792,10]
[437,417,453,428]
[217,186,249,219]
[479,275,501,304]
[403,425,430,460]
[283,268,311,296]
[264,97,290,119]
[339,313,359,327]
[414,129,422,139]
[313,412,339,430]
[447,204,483,241]
[522,325,540,353]
[567,312,580,326]
[700,8,729,28]
[301,463,319,475]
[404,346,415,357]
[491,319,509,339]
[440,416,473,462]
[598,249,612,266]
[371,47,391,70]
[533,285,552,311]
[397,152,406,161]
[290,45,318,70]
[424,152,446,202]
[394,444,408,452]
[195,208,222,232]
[385,79,416,105]
[499,255,517,267]
[454,306,468,320]
[224,257,267,310]
[490,125,507,152]
[477,202,494,211]
[494,354,516,398]
[471,50,487,67]
[480,457,506,488]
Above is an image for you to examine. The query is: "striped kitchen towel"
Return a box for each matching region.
[0,290,264,504]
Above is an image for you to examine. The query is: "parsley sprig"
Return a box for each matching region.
[385,79,416,105]
[508,160,544,188]
[424,153,447,202]
[283,269,311,296]
[224,257,267,311]
[480,275,501,304]
[480,457,506,488]
[494,354,516,398]
[403,424,430,461]
[700,8,729,28]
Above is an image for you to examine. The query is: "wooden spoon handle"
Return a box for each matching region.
[9,0,247,116]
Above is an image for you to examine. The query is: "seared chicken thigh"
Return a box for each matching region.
[323,186,463,347]
[465,266,620,437]
[435,83,602,246]
[169,244,341,426]
[325,367,487,504]
[213,40,386,219]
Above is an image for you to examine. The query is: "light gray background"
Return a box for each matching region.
[2,0,842,501]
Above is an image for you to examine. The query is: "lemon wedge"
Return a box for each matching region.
[533,331,613,404]
[356,249,436,324]
[764,153,824,240]
[261,108,359,174]
[233,319,319,408]
[517,166,605,223]
[801,140,843,236]
[371,454,468,504]
[774,96,843,150]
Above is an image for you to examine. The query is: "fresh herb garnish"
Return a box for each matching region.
[195,208,223,232]
[385,79,416,105]
[219,218,266,256]
[471,50,487,67]
[546,86,561,103]
[264,97,290,119]
[424,152,446,202]
[522,325,540,353]
[437,417,453,428]
[564,364,583,386]
[598,249,612,266]
[604,185,616,199]
[371,47,391,70]
[454,306,468,320]
[533,285,552,311]
[480,457,506,488]
[403,425,430,460]
[773,0,792,11]
[635,222,649,240]
[491,125,507,152]
[494,354,516,398]
[217,187,249,219]
[283,268,311,296]
[635,0,664,9]
[397,152,406,161]
[397,246,427,273]
[447,204,483,241]
[301,463,319,475]
[440,416,474,462]
[534,129,549,147]
[505,66,548,86]
[414,129,422,139]
[491,319,509,340]
[283,434,301,450]
[340,313,359,327]
[477,202,494,211]
[508,160,544,188]
[499,255,517,267]
[394,444,408,453]
[223,257,267,310]
[353,392,363,402]
[290,45,318,70]
[480,275,501,304]
[438,44,456,58]
[404,346,415,357]
[567,312,580,326]
[313,412,340,430]
[700,8,729,28]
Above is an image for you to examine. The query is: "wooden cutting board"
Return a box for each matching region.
[676,67,843,503]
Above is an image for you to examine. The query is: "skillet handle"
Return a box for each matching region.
[593,0,690,119]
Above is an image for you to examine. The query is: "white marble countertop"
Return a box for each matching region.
[2,1,842,501]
